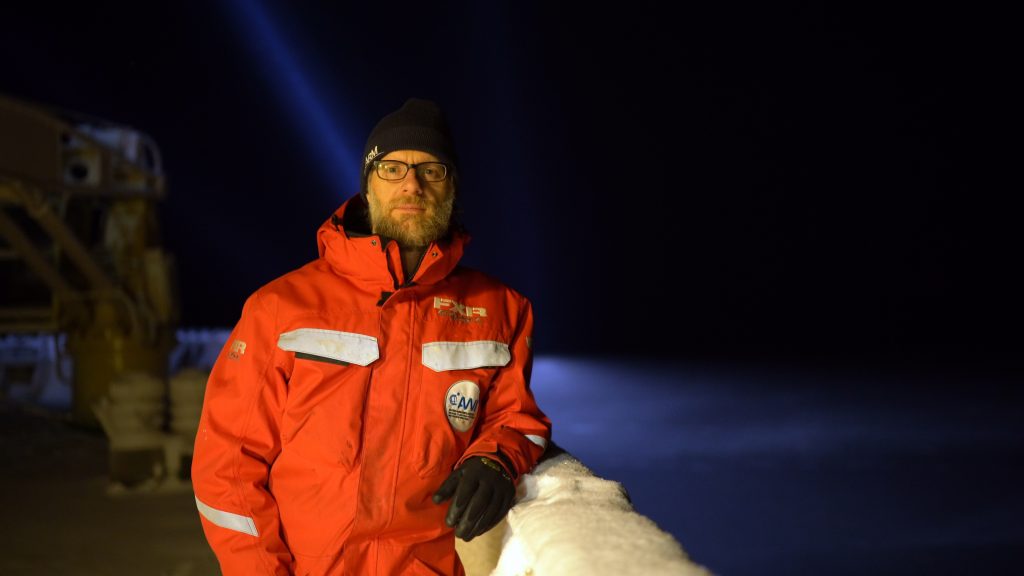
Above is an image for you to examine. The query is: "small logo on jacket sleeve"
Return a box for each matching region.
[227,339,246,360]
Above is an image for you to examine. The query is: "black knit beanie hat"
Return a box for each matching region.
[360,98,458,199]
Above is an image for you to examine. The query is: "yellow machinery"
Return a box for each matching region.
[0,92,179,426]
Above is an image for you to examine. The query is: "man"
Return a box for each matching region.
[192,98,552,576]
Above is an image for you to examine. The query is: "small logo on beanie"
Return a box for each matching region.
[364,145,381,167]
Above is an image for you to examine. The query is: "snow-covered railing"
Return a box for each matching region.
[457,446,711,576]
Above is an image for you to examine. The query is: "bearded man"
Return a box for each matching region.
[192,98,552,576]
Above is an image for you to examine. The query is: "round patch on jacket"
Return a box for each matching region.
[445,380,480,432]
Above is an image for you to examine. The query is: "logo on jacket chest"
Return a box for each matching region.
[434,297,487,323]
[445,380,480,432]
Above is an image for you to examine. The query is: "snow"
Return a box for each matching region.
[490,452,710,576]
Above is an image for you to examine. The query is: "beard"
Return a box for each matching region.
[366,188,455,248]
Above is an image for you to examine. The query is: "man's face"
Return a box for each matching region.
[366,149,455,248]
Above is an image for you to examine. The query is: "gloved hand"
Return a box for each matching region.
[432,455,515,541]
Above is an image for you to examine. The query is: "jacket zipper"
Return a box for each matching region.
[377,242,430,306]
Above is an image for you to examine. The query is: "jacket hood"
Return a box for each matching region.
[315,194,470,289]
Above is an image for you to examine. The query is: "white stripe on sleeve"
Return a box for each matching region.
[195,496,259,537]
[525,434,548,450]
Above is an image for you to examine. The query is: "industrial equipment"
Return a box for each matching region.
[0,92,179,428]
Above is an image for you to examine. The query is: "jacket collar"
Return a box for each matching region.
[316,194,469,290]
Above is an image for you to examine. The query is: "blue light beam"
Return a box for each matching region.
[221,0,360,199]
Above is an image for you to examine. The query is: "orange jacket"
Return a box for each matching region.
[192,195,552,576]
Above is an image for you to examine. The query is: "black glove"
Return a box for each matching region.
[432,455,516,541]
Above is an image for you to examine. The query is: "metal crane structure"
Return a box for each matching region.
[0,92,179,427]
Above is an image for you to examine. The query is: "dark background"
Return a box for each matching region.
[3,3,1022,575]
[2,2,1018,373]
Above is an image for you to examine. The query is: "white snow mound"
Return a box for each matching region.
[491,453,711,576]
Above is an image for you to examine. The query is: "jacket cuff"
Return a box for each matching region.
[458,427,548,485]
[456,441,518,483]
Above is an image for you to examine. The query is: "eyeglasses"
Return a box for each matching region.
[373,160,449,182]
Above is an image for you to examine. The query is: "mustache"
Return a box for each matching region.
[388,197,430,210]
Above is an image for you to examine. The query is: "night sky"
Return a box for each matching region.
[2,2,1017,372]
